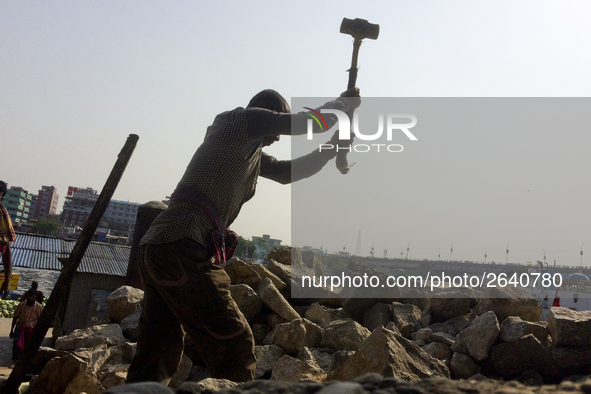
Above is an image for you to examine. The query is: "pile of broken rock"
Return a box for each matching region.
[5,247,591,394]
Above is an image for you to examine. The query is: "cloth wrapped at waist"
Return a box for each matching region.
[170,185,237,266]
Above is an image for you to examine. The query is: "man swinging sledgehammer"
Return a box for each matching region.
[127,87,360,384]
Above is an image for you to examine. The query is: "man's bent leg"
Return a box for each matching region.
[183,300,256,382]
[153,239,256,382]
[127,244,185,385]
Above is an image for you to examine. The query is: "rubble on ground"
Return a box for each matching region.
[6,247,591,394]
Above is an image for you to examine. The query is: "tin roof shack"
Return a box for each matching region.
[9,232,130,340]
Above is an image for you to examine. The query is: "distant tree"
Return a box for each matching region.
[252,237,271,259]
[34,216,63,236]
[235,236,255,259]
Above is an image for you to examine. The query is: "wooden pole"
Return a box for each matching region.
[1,134,139,394]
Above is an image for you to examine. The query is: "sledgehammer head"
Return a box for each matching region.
[340,18,380,40]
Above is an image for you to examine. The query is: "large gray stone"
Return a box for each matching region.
[264,318,324,356]
[473,286,542,322]
[28,353,104,394]
[330,350,356,373]
[120,307,142,342]
[384,322,402,336]
[415,327,432,342]
[176,378,240,393]
[256,278,300,321]
[391,302,422,338]
[551,346,591,369]
[305,302,341,328]
[297,347,334,373]
[340,262,401,321]
[224,259,262,289]
[394,287,431,314]
[491,334,561,380]
[429,314,472,336]
[55,323,126,352]
[99,364,128,390]
[106,286,144,324]
[254,345,286,378]
[500,316,548,343]
[28,346,67,375]
[456,311,500,361]
[252,323,272,345]
[246,261,287,291]
[321,320,371,351]
[121,342,137,364]
[267,259,292,289]
[450,352,481,379]
[423,342,452,361]
[430,331,456,347]
[73,344,124,374]
[327,326,449,382]
[106,382,173,394]
[548,307,591,347]
[362,303,392,331]
[230,284,262,322]
[270,355,326,382]
[316,382,364,394]
[429,288,477,323]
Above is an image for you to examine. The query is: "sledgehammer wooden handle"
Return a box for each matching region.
[336,37,362,175]
[337,18,379,174]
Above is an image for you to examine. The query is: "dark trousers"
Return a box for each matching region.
[12,327,21,361]
[126,238,256,385]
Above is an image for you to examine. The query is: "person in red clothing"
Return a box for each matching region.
[10,289,43,361]
[552,288,561,307]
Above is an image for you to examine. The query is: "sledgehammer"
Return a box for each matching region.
[336,17,380,174]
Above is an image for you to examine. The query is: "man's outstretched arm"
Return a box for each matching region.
[259,130,353,184]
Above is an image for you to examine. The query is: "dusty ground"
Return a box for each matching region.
[0,317,53,380]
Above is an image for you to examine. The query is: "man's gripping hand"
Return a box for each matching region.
[340,87,360,98]
[338,88,361,113]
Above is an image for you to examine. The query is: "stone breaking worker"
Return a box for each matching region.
[0,180,16,300]
[127,88,360,385]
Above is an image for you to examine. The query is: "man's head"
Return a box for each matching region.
[247,89,290,113]
[0,181,7,202]
[26,290,37,306]
[247,90,290,147]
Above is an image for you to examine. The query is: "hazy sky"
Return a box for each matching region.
[2,1,590,265]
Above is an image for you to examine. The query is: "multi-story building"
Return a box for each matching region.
[62,186,141,237]
[4,186,34,224]
[102,199,142,231]
[33,185,59,219]
[29,194,37,219]
[62,187,98,227]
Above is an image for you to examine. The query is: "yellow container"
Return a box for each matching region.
[0,274,20,290]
